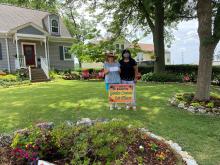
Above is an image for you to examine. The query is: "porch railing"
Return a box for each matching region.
[40,57,49,79]
[28,66,32,81]
[15,56,26,69]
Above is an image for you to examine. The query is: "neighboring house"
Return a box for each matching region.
[0,4,74,81]
[135,43,171,65]
[213,51,220,66]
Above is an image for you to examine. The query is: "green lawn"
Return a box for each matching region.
[0,80,219,165]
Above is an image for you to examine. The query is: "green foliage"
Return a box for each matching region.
[0,74,30,88]
[11,126,59,162]
[175,93,194,103]
[206,102,214,108]
[149,142,158,152]
[0,74,18,82]
[49,71,62,80]
[52,121,138,164]
[2,0,59,13]
[190,102,201,108]
[139,65,220,82]
[141,72,182,82]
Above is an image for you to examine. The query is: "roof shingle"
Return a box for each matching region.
[0,4,71,38]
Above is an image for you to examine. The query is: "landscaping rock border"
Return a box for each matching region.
[0,118,198,165]
[169,97,220,116]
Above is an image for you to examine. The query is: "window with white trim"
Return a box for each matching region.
[115,44,120,51]
[63,46,72,60]
[121,44,124,50]
[51,19,59,33]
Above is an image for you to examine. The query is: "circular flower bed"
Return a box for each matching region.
[169,93,220,115]
[0,118,197,165]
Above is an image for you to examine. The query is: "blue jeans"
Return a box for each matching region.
[121,80,136,106]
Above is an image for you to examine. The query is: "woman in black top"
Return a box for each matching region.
[119,49,138,110]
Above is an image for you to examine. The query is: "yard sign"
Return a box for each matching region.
[109,84,134,103]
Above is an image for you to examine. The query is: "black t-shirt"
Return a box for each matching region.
[119,58,137,81]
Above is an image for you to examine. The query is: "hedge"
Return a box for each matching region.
[138,65,220,75]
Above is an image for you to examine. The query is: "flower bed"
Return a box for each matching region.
[0,119,197,165]
[0,74,30,88]
[169,93,220,115]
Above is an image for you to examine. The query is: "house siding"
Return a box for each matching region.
[7,38,17,71]
[49,42,74,70]
[1,38,74,72]
[17,26,44,35]
[0,38,47,72]
[0,38,9,71]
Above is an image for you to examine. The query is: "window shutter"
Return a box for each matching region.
[59,46,64,60]
[0,43,2,60]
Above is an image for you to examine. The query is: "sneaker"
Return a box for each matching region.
[132,106,137,111]
[126,105,130,110]
[115,103,121,110]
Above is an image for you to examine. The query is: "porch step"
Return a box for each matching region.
[31,68,50,83]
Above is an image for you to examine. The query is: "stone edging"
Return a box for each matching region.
[169,97,220,116]
[0,118,198,165]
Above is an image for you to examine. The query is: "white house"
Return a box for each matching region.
[135,43,171,65]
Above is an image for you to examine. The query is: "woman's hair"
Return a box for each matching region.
[121,49,132,59]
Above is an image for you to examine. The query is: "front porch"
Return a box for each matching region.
[14,33,50,80]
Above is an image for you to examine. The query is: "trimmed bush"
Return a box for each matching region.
[138,65,220,76]
[141,72,182,82]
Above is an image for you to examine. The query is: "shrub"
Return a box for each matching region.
[0,74,18,82]
[63,72,81,80]
[141,72,182,82]
[49,71,62,80]
[11,127,59,163]
[175,93,194,103]
[17,69,29,80]
[52,121,138,164]
[138,65,220,82]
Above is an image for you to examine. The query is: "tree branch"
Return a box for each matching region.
[138,0,155,31]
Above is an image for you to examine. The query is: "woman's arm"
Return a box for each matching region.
[104,69,109,75]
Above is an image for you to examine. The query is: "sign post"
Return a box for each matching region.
[109,84,134,103]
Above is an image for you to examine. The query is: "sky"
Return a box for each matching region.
[140,19,220,65]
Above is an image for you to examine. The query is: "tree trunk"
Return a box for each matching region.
[153,0,165,73]
[78,59,82,68]
[195,46,215,101]
[194,0,216,101]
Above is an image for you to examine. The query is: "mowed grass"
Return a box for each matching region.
[0,80,219,165]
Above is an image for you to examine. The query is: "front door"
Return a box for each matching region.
[23,44,36,66]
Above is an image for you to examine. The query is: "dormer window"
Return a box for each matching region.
[51,19,59,33]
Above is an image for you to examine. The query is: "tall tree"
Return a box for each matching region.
[61,0,101,67]
[89,0,193,73]
[195,0,220,101]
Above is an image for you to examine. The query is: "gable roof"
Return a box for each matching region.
[10,22,49,35]
[138,43,154,52]
[0,4,72,38]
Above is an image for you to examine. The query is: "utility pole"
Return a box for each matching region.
[181,51,184,64]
